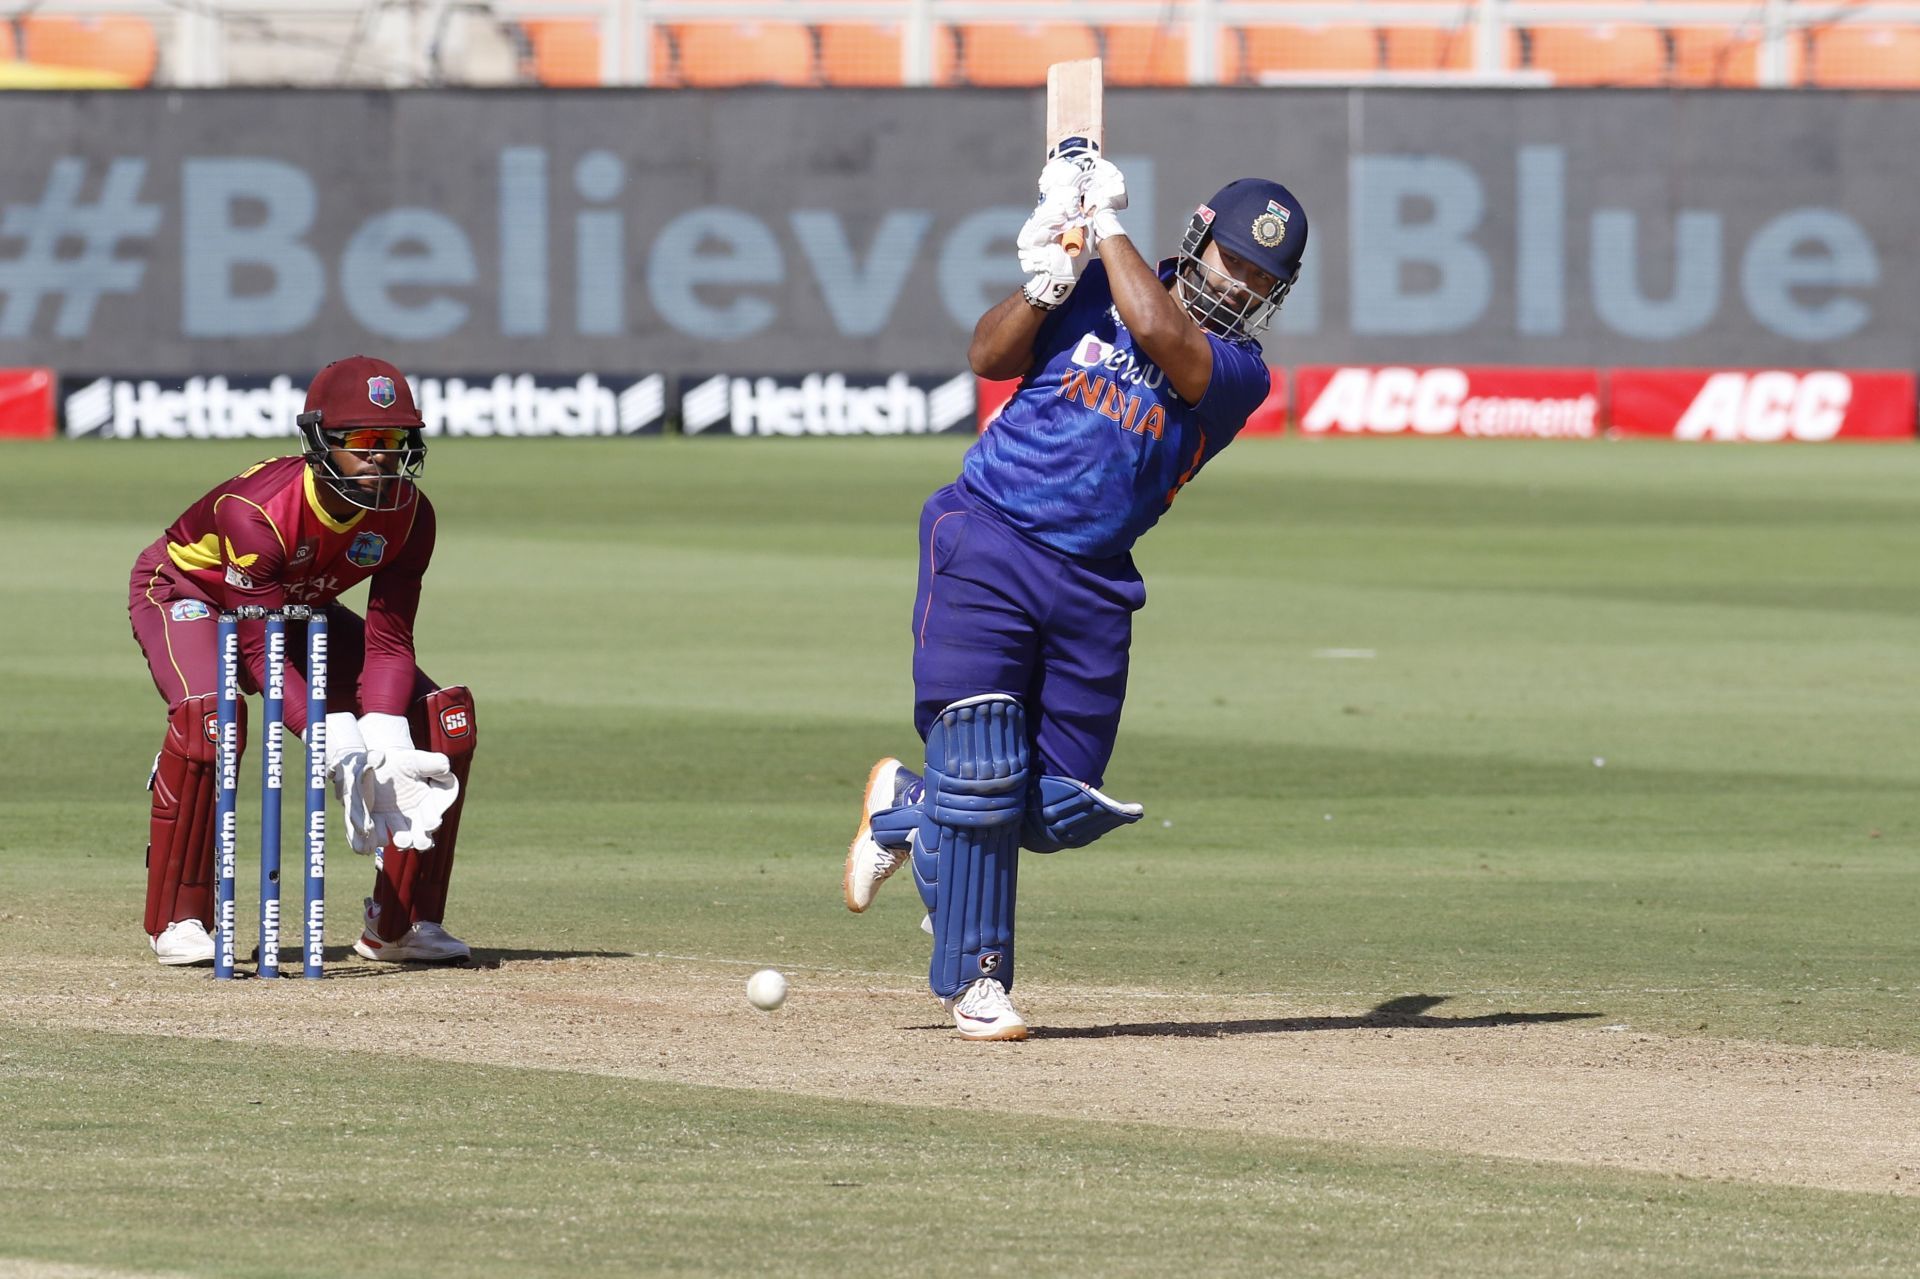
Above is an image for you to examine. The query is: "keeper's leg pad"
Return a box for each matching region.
[145,694,246,937]
[372,686,476,934]
[1022,775,1143,853]
[909,694,1029,998]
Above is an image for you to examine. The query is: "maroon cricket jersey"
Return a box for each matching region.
[134,455,434,714]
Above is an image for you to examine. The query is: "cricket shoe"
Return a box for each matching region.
[150,919,215,966]
[845,757,922,912]
[941,977,1029,1041]
[352,899,472,963]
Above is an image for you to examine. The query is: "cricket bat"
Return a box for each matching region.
[1046,57,1103,257]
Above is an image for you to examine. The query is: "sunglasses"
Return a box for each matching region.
[337,427,413,452]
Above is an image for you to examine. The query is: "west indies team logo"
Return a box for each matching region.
[1251,199,1290,249]
[169,599,211,622]
[347,531,387,568]
[366,376,397,409]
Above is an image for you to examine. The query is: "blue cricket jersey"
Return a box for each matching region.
[960,259,1271,561]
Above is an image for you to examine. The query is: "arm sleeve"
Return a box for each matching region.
[213,498,313,730]
[360,497,436,715]
[1191,337,1271,439]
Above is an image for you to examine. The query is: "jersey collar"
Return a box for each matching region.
[303,466,366,534]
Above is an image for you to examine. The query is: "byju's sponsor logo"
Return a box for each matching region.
[679,372,975,437]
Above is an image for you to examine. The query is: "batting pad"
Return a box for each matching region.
[912,694,1029,998]
[1022,774,1143,853]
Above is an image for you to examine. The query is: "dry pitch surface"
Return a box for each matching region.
[7,950,1916,1199]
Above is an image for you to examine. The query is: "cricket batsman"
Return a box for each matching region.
[128,355,478,967]
[843,155,1307,1039]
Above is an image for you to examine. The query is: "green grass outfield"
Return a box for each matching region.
[2,436,1918,1275]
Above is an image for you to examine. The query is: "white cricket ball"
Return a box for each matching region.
[746,968,788,1011]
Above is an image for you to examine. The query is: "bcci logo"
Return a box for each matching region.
[347,531,387,568]
[1251,199,1290,249]
[366,376,397,409]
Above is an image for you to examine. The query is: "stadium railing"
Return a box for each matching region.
[4,0,1920,89]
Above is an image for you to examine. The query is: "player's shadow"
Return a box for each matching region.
[1029,994,1603,1040]
[248,944,636,977]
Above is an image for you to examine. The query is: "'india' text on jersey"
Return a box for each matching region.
[962,260,1270,560]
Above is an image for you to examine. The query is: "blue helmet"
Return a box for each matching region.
[1176,179,1308,341]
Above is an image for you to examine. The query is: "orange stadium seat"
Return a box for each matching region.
[1807,25,1920,87]
[670,21,814,86]
[0,23,15,60]
[1669,28,1760,86]
[818,21,902,85]
[524,20,593,86]
[1527,23,1668,85]
[1383,25,1522,72]
[958,22,1098,86]
[818,18,957,85]
[1231,26,1382,82]
[21,15,158,85]
[1101,24,1191,85]
[1383,25,1473,71]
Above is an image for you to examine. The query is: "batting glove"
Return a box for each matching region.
[1019,241,1081,310]
[1036,154,1087,205]
[1082,157,1128,247]
[1017,162,1089,310]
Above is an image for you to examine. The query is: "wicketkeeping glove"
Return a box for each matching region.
[324,711,380,855]
[362,749,460,853]
[355,712,460,853]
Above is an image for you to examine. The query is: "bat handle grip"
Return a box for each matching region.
[1061,227,1087,257]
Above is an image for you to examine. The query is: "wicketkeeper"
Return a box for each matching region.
[128,355,478,967]
[844,156,1308,1039]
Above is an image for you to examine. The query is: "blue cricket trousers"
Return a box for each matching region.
[910,481,1147,787]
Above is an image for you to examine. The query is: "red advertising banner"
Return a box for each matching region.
[0,368,55,439]
[975,368,1288,434]
[1610,369,1917,442]
[1296,366,1602,439]
[976,376,1020,432]
[1242,367,1289,436]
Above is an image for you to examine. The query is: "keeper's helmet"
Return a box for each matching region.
[296,355,426,512]
[1175,179,1309,342]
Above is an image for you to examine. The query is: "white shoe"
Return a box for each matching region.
[151,918,215,966]
[352,899,471,963]
[845,758,914,912]
[940,977,1029,1041]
